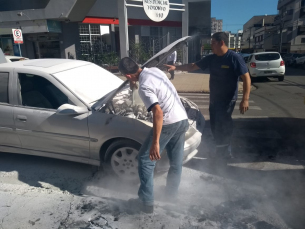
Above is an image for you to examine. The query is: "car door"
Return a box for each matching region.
[12,70,91,159]
[0,70,21,147]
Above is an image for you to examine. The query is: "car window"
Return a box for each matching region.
[254,53,280,61]
[18,73,70,110]
[246,55,253,62]
[9,58,23,62]
[0,72,9,104]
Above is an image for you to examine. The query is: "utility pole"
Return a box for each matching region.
[279,13,284,53]
[279,12,285,53]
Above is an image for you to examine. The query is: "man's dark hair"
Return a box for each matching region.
[118,57,139,75]
[212,32,229,46]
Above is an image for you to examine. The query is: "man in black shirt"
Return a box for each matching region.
[165,32,251,163]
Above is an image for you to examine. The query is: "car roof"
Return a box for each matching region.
[253,52,280,55]
[5,55,26,58]
[0,59,91,74]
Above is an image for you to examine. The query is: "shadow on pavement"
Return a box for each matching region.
[185,116,305,229]
[0,152,94,195]
[285,67,305,76]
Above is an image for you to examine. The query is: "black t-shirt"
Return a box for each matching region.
[195,50,248,102]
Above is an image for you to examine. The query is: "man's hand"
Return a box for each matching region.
[164,64,176,73]
[239,99,249,114]
[149,143,161,161]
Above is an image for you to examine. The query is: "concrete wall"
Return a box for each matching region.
[0,0,50,11]
[0,0,97,22]
[59,22,80,59]
[23,38,36,59]
[87,0,183,21]
[188,0,211,62]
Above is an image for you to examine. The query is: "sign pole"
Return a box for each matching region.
[18,44,22,57]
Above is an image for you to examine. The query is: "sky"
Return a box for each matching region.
[211,0,279,32]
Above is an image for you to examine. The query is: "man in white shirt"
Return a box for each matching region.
[118,57,189,214]
[166,51,177,80]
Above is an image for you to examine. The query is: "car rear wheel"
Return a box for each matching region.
[104,139,141,181]
[278,76,284,81]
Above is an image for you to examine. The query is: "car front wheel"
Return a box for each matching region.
[105,139,141,181]
[278,76,284,81]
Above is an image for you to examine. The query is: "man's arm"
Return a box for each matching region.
[164,63,200,73]
[239,72,251,114]
[165,55,211,73]
[149,104,163,161]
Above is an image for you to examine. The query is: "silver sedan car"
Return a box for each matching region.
[0,37,204,181]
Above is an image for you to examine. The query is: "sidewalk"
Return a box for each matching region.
[116,71,256,93]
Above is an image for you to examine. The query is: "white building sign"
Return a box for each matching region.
[12,29,23,44]
[100,25,110,36]
[143,0,170,22]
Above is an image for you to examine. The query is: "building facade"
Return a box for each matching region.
[211,17,223,33]
[0,0,211,64]
[242,15,276,52]
[253,26,276,52]
[274,0,305,53]
[224,30,242,51]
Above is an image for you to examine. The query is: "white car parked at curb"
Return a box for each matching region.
[247,52,285,81]
[295,55,305,68]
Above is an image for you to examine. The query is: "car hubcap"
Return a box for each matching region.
[110,147,139,180]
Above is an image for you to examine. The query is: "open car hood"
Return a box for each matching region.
[92,36,191,111]
[142,36,191,68]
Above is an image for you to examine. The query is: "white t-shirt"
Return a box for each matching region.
[138,67,188,125]
[167,51,177,63]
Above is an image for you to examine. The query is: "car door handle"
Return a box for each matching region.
[17,115,27,122]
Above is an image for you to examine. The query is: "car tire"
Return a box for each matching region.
[278,76,284,81]
[104,139,141,182]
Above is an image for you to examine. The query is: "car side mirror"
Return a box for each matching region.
[56,104,88,115]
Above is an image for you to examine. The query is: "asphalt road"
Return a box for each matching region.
[0,67,304,229]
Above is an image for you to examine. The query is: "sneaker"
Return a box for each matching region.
[128,198,154,214]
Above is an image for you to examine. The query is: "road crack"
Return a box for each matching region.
[58,196,74,229]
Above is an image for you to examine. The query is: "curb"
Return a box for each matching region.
[176,85,257,94]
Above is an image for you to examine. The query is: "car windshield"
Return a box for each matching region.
[53,64,123,104]
[254,53,280,61]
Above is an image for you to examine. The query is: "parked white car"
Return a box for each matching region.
[295,55,305,68]
[0,36,204,181]
[247,52,285,81]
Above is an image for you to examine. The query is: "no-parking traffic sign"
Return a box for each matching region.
[12,29,23,44]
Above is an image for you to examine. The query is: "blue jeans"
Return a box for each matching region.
[209,100,236,157]
[137,119,189,206]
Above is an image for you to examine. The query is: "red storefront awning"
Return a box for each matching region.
[82,17,182,27]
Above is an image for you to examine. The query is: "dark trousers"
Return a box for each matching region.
[209,100,236,157]
[167,61,175,79]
